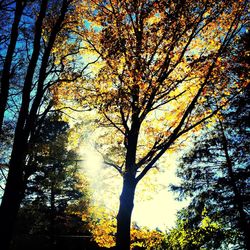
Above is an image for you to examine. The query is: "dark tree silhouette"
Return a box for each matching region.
[15,113,90,245]
[172,85,250,248]
[0,1,26,131]
[0,1,85,249]
[79,1,248,249]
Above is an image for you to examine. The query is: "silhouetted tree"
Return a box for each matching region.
[172,85,250,248]
[78,1,248,248]
[14,113,90,245]
[0,1,85,248]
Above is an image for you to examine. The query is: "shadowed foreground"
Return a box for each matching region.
[10,235,118,250]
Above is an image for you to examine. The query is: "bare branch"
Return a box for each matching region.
[0,164,8,181]
[104,160,123,175]
[103,112,125,135]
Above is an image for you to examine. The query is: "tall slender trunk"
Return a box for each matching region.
[115,94,140,250]
[0,2,48,249]
[0,1,25,131]
[50,176,56,246]
[0,130,28,250]
[116,176,136,250]
[220,121,250,249]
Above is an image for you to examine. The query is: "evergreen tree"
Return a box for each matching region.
[16,112,90,242]
[172,85,250,248]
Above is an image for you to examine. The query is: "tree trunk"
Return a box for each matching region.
[116,176,136,250]
[0,133,27,250]
[0,1,24,131]
[50,174,56,247]
[0,2,48,248]
[220,121,250,249]
[0,170,25,250]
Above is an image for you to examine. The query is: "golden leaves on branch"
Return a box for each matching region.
[51,0,248,183]
[82,205,116,248]
[82,205,166,249]
[131,225,166,249]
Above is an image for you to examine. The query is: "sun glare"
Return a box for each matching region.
[79,143,187,230]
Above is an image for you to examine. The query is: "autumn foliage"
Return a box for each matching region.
[53,0,249,249]
[0,0,249,249]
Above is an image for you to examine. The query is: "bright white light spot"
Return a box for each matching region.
[133,162,188,230]
[133,189,188,230]
[80,146,103,179]
[79,144,188,230]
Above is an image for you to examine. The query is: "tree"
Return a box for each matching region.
[130,224,166,250]
[65,1,248,249]
[83,205,117,248]
[0,1,86,249]
[171,30,250,249]
[18,113,90,242]
[165,208,225,250]
[171,84,250,248]
[83,205,166,249]
[0,0,26,131]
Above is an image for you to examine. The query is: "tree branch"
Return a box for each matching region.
[104,160,123,175]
